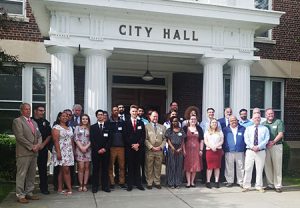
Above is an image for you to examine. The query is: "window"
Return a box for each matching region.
[32,68,48,114]
[0,67,22,133]
[255,0,272,39]
[255,0,269,10]
[0,0,25,16]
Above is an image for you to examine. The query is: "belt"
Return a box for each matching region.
[247,148,265,152]
[274,142,282,145]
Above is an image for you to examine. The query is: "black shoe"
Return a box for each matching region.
[119,184,127,189]
[146,185,152,190]
[41,190,50,195]
[275,188,283,193]
[225,183,233,188]
[127,186,133,191]
[102,188,111,193]
[137,186,145,191]
[110,185,115,189]
[215,182,220,188]
[191,184,196,188]
[265,186,274,190]
[185,185,190,188]
[92,188,98,193]
[154,185,161,189]
[206,182,212,189]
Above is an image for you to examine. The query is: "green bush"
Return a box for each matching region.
[0,134,16,181]
[282,141,290,176]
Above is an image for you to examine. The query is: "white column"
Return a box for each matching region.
[22,65,33,106]
[229,60,253,117]
[200,57,227,120]
[47,46,77,124]
[81,49,111,124]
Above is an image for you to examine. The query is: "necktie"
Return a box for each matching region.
[254,126,258,146]
[75,116,79,125]
[27,119,35,134]
[154,123,157,133]
[99,123,103,131]
[133,119,136,131]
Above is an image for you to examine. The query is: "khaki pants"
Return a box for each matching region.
[109,147,125,185]
[16,155,37,198]
[265,144,283,189]
[145,150,163,186]
[225,152,245,185]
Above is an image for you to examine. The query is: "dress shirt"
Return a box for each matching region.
[239,119,253,128]
[230,126,238,144]
[244,124,270,150]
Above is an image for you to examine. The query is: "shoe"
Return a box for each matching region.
[110,185,115,189]
[242,188,250,192]
[41,190,50,195]
[257,188,265,193]
[206,183,212,189]
[155,185,161,189]
[185,185,190,188]
[127,186,133,191]
[226,183,233,188]
[92,189,98,193]
[102,188,111,193]
[17,197,29,203]
[265,186,274,190]
[215,182,220,188]
[191,184,196,188]
[78,187,83,192]
[275,188,283,193]
[65,191,72,196]
[25,195,39,200]
[137,186,145,191]
[119,184,127,189]
[146,185,152,190]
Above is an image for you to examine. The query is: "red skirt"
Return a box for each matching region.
[206,149,223,169]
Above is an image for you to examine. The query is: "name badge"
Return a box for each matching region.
[238,132,242,136]
[178,132,182,136]
[118,127,122,130]
[137,126,142,130]
[272,126,277,129]
[103,133,108,137]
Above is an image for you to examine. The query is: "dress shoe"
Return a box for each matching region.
[264,186,274,190]
[190,184,196,188]
[146,185,152,190]
[225,183,233,188]
[17,198,29,203]
[119,184,127,189]
[102,188,111,193]
[25,195,39,200]
[92,188,98,193]
[127,186,133,191]
[110,185,115,189]
[154,185,161,189]
[275,188,283,193]
[137,186,145,191]
[185,185,190,188]
[206,182,212,189]
[215,182,220,188]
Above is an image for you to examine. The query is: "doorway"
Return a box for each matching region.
[112,88,166,123]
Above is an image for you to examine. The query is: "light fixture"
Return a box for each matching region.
[142,55,154,81]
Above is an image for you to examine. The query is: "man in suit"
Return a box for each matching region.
[32,104,52,195]
[218,107,232,130]
[12,103,42,203]
[223,116,246,187]
[125,105,145,191]
[144,111,166,189]
[90,109,111,193]
[69,104,82,131]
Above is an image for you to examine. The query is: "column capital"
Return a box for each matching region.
[46,46,78,56]
[81,49,112,58]
[199,57,228,66]
[228,59,254,67]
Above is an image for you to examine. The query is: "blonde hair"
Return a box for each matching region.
[207,118,222,136]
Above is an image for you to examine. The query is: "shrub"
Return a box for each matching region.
[0,134,16,181]
[282,141,290,176]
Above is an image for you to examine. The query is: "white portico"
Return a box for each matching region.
[29,0,283,123]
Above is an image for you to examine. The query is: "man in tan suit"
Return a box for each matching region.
[145,111,166,189]
[12,103,42,203]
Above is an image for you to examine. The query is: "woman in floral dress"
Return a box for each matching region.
[74,114,91,192]
[52,112,74,195]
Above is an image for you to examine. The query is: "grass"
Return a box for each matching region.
[0,181,14,203]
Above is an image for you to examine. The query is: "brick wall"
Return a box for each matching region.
[0,0,43,41]
[255,0,300,61]
[172,73,203,119]
[284,79,300,141]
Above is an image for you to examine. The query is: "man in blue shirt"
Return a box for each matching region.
[238,108,253,128]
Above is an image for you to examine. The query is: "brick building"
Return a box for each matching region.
[0,0,299,157]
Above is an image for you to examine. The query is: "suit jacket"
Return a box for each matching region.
[90,122,111,155]
[223,125,246,153]
[145,123,166,151]
[218,117,229,130]
[69,115,81,131]
[12,116,42,157]
[125,118,145,148]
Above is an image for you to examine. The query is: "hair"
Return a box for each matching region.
[207,118,221,135]
[103,111,108,115]
[112,106,118,110]
[130,105,138,110]
[80,114,91,128]
[149,110,158,116]
[207,107,215,112]
[169,101,178,106]
[184,106,200,120]
[72,104,82,110]
[95,109,104,117]
[170,116,179,130]
[55,112,69,126]
[239,108,248,114]
[33,104,45,111]
[63,109,72,114]
[265,108,274,113]
[20,103,30,111]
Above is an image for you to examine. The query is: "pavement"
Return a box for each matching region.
[1,183,300,208]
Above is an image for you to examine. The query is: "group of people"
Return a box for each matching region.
[12,101,284,204]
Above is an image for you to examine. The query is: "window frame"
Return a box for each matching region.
[0,0,26,18]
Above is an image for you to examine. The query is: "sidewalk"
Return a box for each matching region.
[1,184,300,208]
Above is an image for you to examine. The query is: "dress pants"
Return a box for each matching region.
[145,150,163,186]
[37,148,49,192]
[126,148,142,188]
[16,155,37,198]
[92,151,110,191]
[109,147,125,185]
[243,149,266,189]
[225,152,245,185]
[265,144,283,189]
